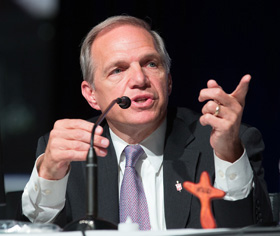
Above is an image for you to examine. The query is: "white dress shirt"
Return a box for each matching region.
[22,119,253,230]
[110,119,167,230]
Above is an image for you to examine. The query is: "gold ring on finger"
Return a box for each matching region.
[214,104,220,117]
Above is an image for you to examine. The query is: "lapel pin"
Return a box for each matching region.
[175,180,182,192]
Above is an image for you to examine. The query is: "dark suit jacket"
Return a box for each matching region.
[20,107,273,229]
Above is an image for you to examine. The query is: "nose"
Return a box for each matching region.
[128,64,149,88]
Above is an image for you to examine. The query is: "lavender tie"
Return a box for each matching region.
[119,144,151,230]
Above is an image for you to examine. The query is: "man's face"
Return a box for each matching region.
[89,24,172,135]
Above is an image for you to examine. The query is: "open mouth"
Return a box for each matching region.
[131,95,153,108]
[135,98,148,103]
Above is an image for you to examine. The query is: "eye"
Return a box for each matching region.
[147,61,157,68]
[111,68,122,74]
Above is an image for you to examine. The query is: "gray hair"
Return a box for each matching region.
[80,15,171,87]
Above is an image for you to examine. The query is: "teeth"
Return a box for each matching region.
[135,98,147,103]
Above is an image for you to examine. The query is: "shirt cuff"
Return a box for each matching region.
[22,155,69,223]
[214,149,253,201]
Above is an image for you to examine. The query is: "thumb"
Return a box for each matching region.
[230,74,251,106]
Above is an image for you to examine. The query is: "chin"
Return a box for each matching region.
[126,113,163,126]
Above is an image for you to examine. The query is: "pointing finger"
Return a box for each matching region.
[230,74,251,106]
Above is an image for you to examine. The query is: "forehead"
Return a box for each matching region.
[91,24,156,57]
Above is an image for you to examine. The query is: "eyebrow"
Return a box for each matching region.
[140,53,162,63]
[103,59,128,75]
[103,52,162,74]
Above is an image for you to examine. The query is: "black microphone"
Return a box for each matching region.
[89,96,131,147]
[64,96,131,232]
[117,96,131,109]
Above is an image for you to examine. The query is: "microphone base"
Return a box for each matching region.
[63,216,118,231]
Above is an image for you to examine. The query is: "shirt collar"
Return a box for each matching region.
[109,119,166,173]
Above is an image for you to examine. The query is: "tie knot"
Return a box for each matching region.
[124,144,144,167]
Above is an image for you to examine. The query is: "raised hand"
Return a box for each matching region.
[198,74,251,162]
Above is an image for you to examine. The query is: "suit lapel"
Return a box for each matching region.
[163,110,200,229]
[95,108,206,228]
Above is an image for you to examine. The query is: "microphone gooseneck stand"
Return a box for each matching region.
[63,96,131,232]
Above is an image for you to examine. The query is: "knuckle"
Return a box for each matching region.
[204,113,212,120]
[72,141,81,150]
[73,131,83,140]
[71,119,80,127]
[209,101,217,110]
[53,120,61,129]
[73,141,87,151]
[49,129,59,141]
[214,88,223,97]
[54,119,67,128]
[199,115,207,126]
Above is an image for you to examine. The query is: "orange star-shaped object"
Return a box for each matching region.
[183,171,225,229]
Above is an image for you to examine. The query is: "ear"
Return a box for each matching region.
[81,81,101,110]
[167,73,172,95]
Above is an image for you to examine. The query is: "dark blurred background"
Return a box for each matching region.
[0,0,279,194]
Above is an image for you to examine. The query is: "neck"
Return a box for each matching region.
[108,117,166,144]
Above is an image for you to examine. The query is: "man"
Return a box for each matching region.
[19,15,272,230]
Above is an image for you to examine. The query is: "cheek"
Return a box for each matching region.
[158,79,170,97]
[96,75,128,94]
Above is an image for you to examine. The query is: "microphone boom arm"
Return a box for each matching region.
[87,96,130,218]
[63,96,130,231]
